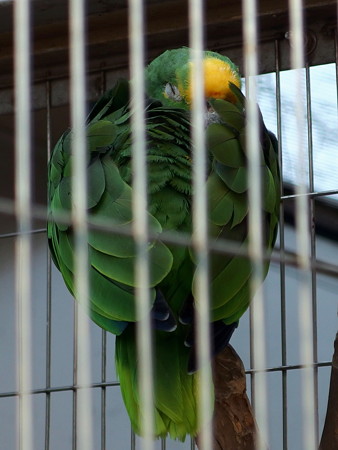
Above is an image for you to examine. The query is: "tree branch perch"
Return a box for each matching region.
[319,332,338,450]
[197,345,259,449]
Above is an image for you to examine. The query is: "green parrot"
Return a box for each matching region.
[47,48,280,441]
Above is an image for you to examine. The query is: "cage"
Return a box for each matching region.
[0,0,338,449]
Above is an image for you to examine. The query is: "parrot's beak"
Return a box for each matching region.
[206,100,214,112]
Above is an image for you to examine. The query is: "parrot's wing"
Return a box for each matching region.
[48,79,174,335]
[194,83,280,324]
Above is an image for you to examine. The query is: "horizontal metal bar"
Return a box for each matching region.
[0,360,332,399]
[0,228,46,239]
[0,381,121,399]
[1,190,337,227]
[1,225,338,279]
[281,189,338,200]
[245,360,332,375]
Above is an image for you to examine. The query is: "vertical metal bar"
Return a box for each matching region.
[101,329,106,450]
[72,303,78,450]
[128,0,155,447]
[13,0,33,449]
[69,1,93,450]
[45,79,53,450]
[288,1,316,449]
[243,0,269,448]
[335,29,338,107]
[99,70,107,450]
[130,429,136,449]
[305,64,319,445]
[188,2,213,449]
[274,40,288,450]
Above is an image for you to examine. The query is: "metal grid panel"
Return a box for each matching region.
[0,1,338,449]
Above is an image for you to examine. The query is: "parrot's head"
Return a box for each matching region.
[145,48,241,110]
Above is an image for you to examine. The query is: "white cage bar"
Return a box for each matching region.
[188,0,213,449]
[243,0,270,447]
[128,0,155,447]
[68,0,94,449]
[14,0,34,449]
[288,1,318,448]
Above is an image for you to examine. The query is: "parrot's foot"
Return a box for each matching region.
[186,320,238,374]
[151,289,177,332]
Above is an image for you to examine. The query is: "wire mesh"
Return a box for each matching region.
[0,1,338,450]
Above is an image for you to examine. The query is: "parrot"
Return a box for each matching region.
[47,47,280,441]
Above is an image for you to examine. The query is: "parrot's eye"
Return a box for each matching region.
[164,83,182,102]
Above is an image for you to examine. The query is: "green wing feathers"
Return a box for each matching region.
[48,80,177,332]
[204,83,280,323]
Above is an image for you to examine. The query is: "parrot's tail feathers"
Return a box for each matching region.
[187,320,238,374]
[115,326,201,441]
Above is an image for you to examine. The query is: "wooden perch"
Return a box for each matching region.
[196,333,338,449]
[197,345,259,449]
[319,332,338,450]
